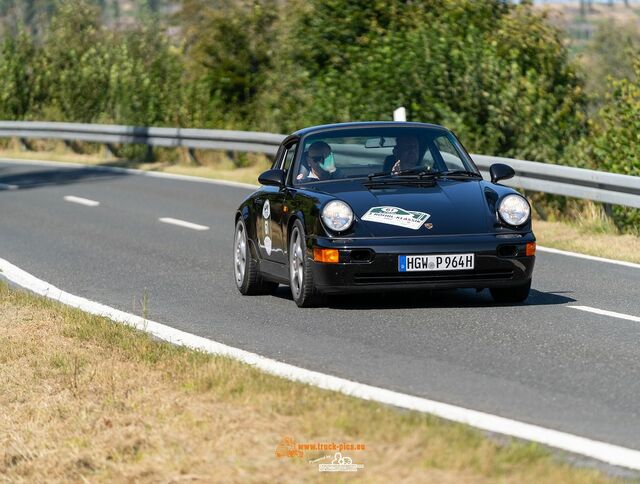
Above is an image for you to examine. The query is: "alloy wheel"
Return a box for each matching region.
[234,223,247,286]
[290,228,304,299]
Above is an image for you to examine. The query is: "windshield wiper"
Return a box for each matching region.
[364,172,437,187]
[433,170,483,179]
[367,167,435,180]
[366,171,389,180]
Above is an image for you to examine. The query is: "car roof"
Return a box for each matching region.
[292,121,450,137]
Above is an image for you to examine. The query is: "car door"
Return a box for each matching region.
[256,141,298,264]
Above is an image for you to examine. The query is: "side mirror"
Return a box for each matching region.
[489,163,515,184]
[258,169,286,187]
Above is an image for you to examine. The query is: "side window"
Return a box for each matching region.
[434,136,464,170]
[421,146,435,170]
[282,143,297,172]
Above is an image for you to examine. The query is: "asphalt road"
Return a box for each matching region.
[1,159,640,452]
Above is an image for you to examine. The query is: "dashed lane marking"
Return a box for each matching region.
[63,196,100,207]
[158,217,209,231]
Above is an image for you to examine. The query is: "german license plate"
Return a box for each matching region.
[398,253,474,272]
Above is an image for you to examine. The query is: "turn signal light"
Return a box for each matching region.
[526,242,536,257]
[313,248,339,263]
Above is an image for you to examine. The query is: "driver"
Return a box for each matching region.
[383,135,420,174]
[297,141,337,181]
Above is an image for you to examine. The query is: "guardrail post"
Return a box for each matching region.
[63,139,83,154]
[145,145,154,163]
[104,143,118,158]
[19,138,31,151]
[188,147,199,165]
[524,190,548,220]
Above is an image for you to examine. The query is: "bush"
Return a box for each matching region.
[258,0,587,163]
[0,0,588,162]
[179,0,281,128]
[40,1,111,123]
[105,21,185,127]
[0,31,40,119]
[563,59,640,232]
[579,19,640,113]
[0,0,195,129]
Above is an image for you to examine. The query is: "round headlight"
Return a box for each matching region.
[321,200,354,232]
[498,194,531,226]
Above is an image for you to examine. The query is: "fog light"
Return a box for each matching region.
[526,242,536,256]
[313,248,339,263]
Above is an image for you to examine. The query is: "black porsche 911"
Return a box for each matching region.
[233,122,535,307]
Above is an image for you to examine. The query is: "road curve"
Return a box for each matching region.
[1,159,640,456]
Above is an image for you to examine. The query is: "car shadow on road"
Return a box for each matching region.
[273,287,575,310]
[0,165,129,190]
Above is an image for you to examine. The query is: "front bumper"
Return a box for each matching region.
[309,233,535,294]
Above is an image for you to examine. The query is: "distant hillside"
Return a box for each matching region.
[534,1,640,46]
[0,0,179,37]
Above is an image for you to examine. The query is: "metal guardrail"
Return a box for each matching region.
[0,121,284,155]
[0,120,638,209]
[472,155,640,209]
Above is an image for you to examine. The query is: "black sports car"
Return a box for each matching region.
[233,122,535,307]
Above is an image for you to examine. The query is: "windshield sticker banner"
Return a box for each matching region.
[361,206,430,230]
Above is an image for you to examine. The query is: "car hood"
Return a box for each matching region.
[308,179,495,237]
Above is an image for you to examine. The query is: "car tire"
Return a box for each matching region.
[288,220,319,307]
[233,218,278,295]
[490,279,531,303]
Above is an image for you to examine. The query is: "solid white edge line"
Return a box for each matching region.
[537,246,640,270]
[158,217,209,231]
[0,182,18,190]
[63,195,100,207]
[1,258,639,470]
[2,158,639,270]
[570,306,640,324]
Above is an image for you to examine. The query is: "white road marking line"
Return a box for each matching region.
[0,183,18,190]
[538,246,640,270]
[569,306,640,324]
[63,195,100,207]
[1,258,640,471]
[158,217,209,231]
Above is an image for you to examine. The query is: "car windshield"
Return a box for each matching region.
[293,127,477,184]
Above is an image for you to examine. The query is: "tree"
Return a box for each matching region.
[260,0,586,162]
[0,31,41,119]
[564,59,640,231]
[579,19,640,113]
[179,0,281,126]
[40,1,111,122]
[0,0,57,37]
[106,20,185,127]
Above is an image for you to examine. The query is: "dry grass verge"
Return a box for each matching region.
[0,284,618,482]
[0,145,270,186]
[534,219,640,264]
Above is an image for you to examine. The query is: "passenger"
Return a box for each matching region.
[383,135,421,174]
[297,141,337,181]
